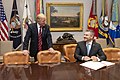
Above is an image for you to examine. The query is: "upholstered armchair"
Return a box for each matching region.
[37,50,61,64]
[63,44,77,62]
[103,48,120,61]
[3,51,29,65]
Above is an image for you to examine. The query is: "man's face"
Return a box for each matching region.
[83,32,93,42]
[37,17,46,27]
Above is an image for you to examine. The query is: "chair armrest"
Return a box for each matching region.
[64,56,70,62]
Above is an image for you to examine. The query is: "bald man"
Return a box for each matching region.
[23,13,54,61]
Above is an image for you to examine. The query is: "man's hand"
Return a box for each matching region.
[83,56,91,61]
[48,48,55,53]
[91,56,98,61]
[23,50,29,55]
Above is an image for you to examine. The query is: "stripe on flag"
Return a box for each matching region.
[0,0,9,41]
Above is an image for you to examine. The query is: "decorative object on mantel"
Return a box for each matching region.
[56,33,77,44]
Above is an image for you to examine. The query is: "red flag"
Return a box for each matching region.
[36,0,40,15]
[35,0,44,16]
[88,0,99,38]
[0,0,9,41]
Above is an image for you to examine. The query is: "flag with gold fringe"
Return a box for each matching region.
[109,0,119,47]
[114,24,120,38]
[35,0,44,19]
[98,0,109,45]
[114,0,120,38]
[88,0,99,38]
[9,0,21,49]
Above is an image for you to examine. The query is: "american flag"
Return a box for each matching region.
[0,0,9,41]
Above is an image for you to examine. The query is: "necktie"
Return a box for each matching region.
[87,44,90,55]
[38,27,42,51]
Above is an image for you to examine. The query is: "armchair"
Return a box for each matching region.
[3,51,29,65]
[103,48,120,61]
[37,50,61,64]
[63,44,77,62]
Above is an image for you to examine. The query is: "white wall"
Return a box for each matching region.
[2,0,120,43]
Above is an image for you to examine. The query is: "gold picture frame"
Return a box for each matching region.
[46,2,83,31]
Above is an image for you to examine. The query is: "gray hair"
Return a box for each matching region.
[86,29,95,36]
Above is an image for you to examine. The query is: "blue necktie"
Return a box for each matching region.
[87,44,90,55]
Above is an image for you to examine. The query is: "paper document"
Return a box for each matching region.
[101,61,115,66]
[80,61,115,70]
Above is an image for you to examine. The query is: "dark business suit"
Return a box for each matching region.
[74,41,106,62]
[23,23,53,59]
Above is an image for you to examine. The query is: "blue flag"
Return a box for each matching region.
[9,0,21,49]
[98,0,109,45]
[115,25,120,38]
[108,0,119,46]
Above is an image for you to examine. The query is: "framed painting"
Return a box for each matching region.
[46,2,83,31]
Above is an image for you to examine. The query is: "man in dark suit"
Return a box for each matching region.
[74,29,106,62]
[23,13,54,61]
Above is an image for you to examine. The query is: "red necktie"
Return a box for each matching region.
[38,27,42,51]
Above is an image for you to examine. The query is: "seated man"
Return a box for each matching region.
[74,29,106,62]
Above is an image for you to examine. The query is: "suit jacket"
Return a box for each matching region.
[23,23,53,57]
[74,41,106,62]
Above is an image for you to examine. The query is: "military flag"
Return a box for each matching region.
[114,25,120,38]
[9,0,21,49]
[88,0,99,38]
[35,0,44,18]
[114,0,120,38]
[109,0,119,46]
[98,0,109,45]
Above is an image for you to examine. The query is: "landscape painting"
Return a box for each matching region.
[46,3,83,31]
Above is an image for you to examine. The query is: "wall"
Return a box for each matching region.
[2,0,120,43]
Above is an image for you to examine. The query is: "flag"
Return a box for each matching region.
[35,0,44,18]
[22,0,33,41]
[40,0,44,14]
[87,0,99,38]
[36,0,40,16]
[109,0,119,46]
[0,0,9,41]
[114,25,120,38]
[9,0,21,49]
[114,0,120,38]
[98,0,109,45]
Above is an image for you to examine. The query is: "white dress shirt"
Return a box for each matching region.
[37,23,42,34]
